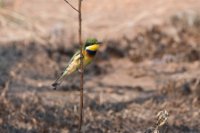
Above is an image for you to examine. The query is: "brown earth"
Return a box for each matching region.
[0,0,200,133]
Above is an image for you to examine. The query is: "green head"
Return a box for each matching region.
[83,38,102,56]
[84,38,102,49]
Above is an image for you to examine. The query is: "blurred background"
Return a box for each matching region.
[0,0,200,132]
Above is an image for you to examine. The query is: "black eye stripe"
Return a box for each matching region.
[85,43,92,48]
[85,43,93,46]
[87,42,93,45]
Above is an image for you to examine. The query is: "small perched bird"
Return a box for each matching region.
[52,38,102,89]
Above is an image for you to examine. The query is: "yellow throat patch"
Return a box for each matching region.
[86,44,100,51]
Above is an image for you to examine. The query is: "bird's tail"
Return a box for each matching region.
[52,71,67,89]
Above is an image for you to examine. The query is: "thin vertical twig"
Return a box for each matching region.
[63,0,84,132]
[78,0,84,132]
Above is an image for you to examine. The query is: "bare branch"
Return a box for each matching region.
[63,0,83,131]
[78,0,84,131]
[63,0,79,13]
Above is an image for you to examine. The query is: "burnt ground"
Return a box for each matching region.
[0,0,200,133]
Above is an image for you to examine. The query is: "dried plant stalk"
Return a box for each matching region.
[154,110,169,133]
[63,0,84,132]
[78,0,84,132]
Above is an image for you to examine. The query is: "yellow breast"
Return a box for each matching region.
[83,50,93,66]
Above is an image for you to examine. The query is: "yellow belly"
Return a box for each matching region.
[83,55,93,66]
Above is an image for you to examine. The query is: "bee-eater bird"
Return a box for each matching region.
[52,38,102,89]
